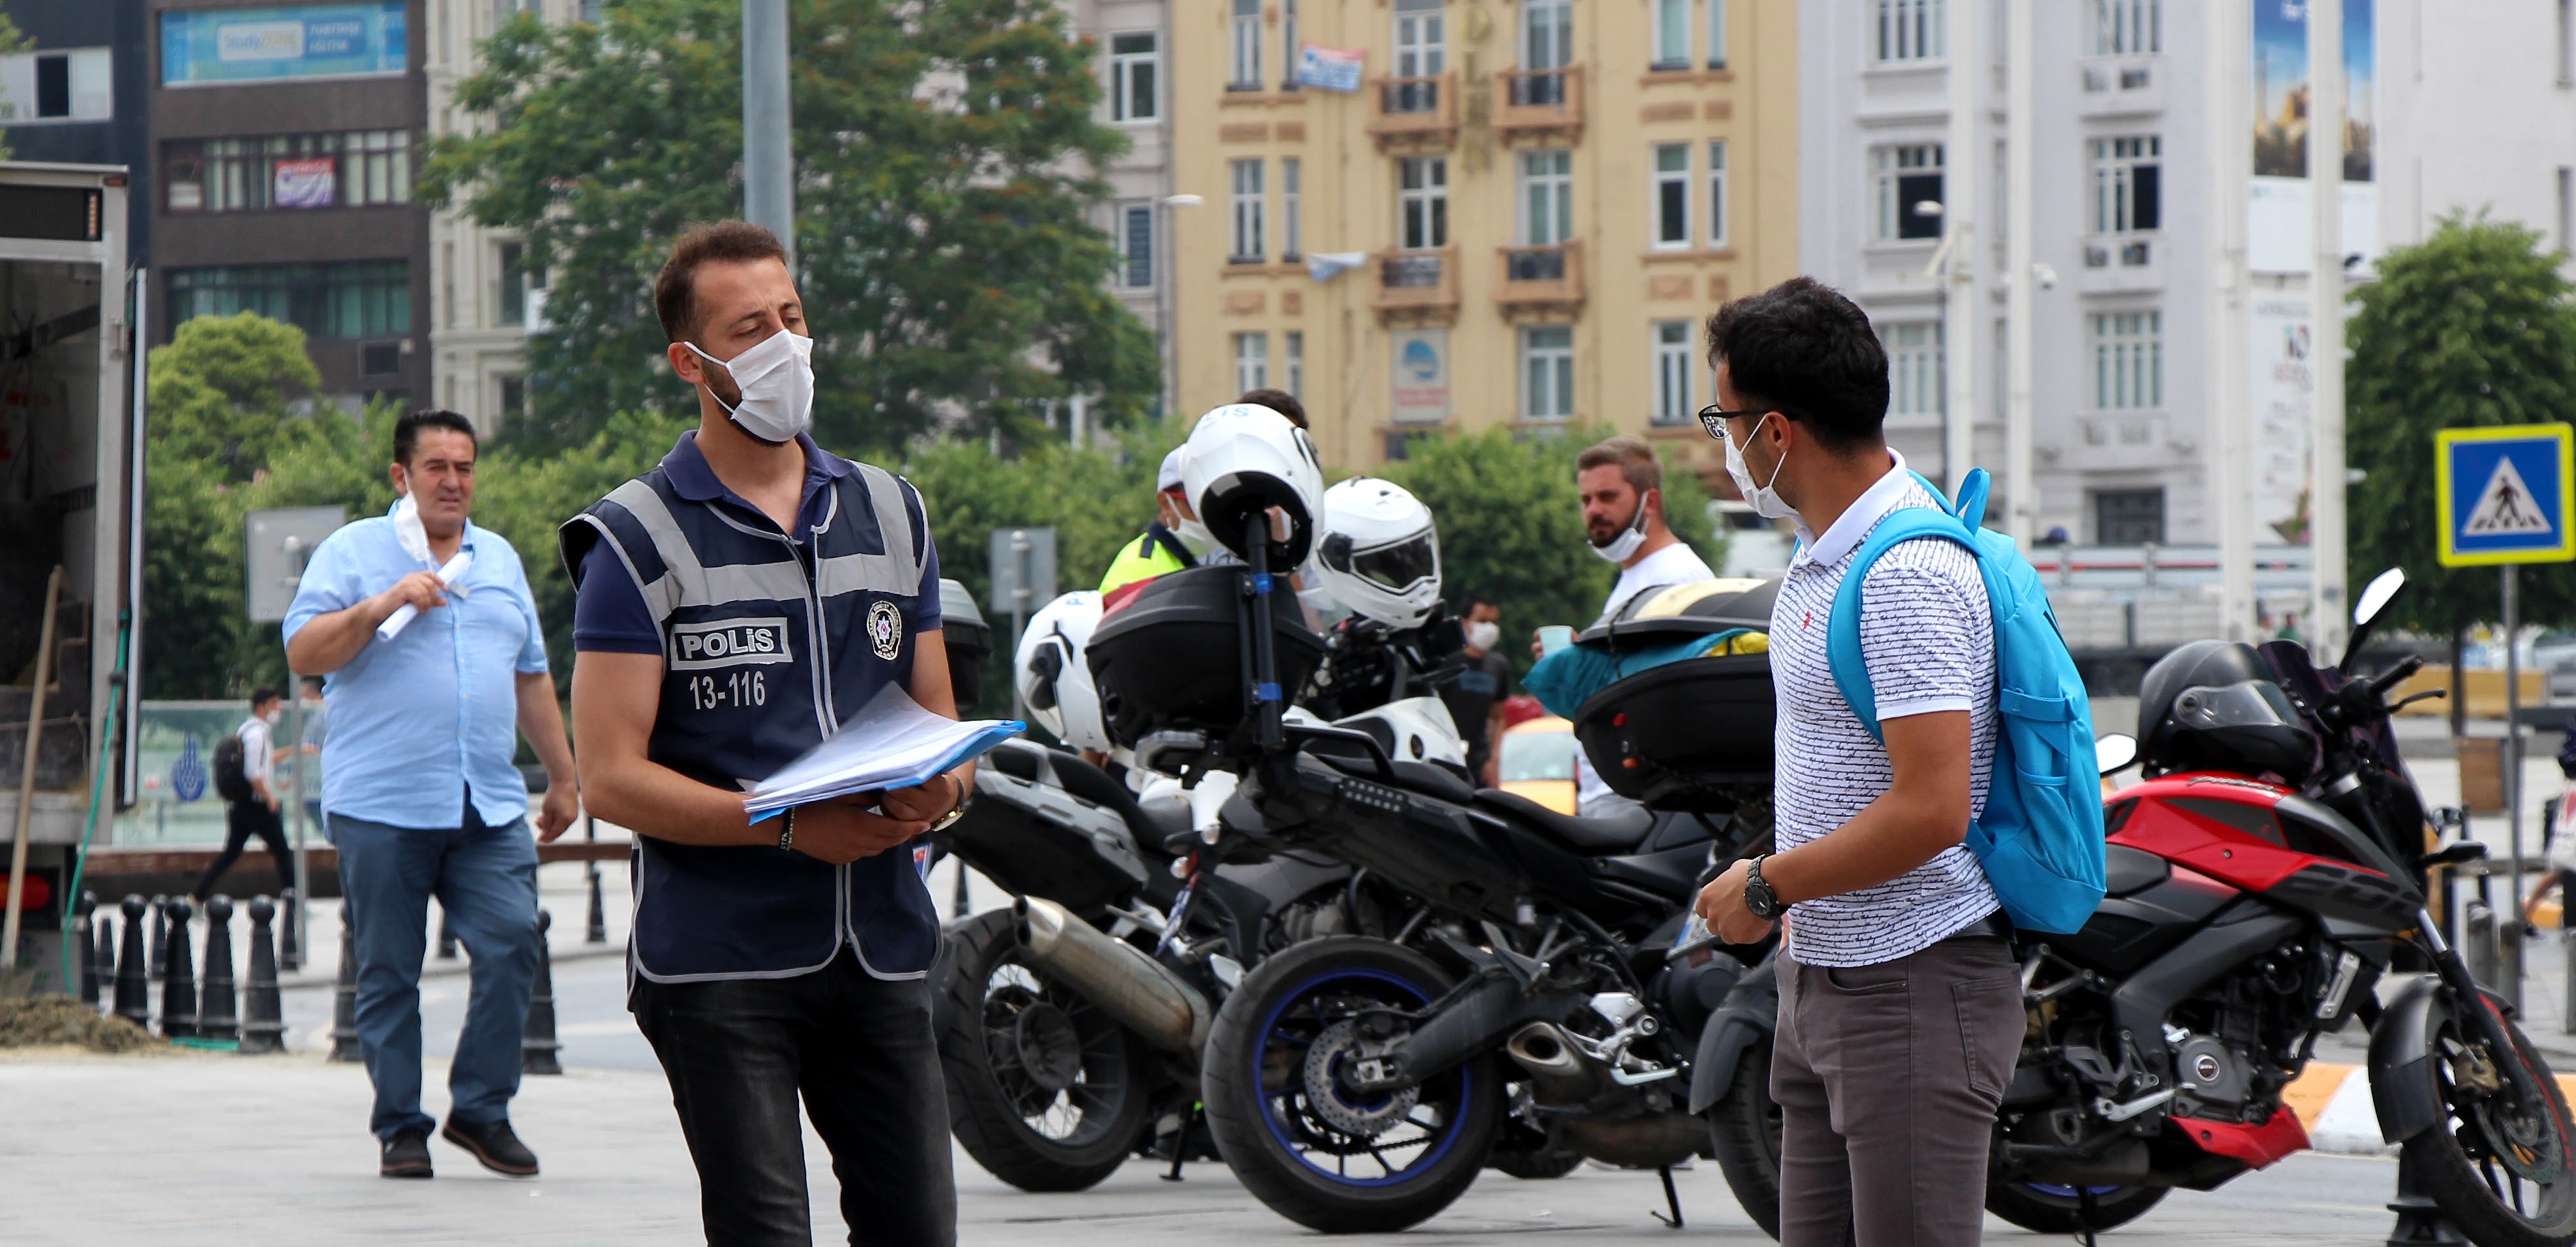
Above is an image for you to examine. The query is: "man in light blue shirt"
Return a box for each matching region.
[285,408,577,1182]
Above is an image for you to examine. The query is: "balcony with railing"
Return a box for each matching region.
[1494,240,1584,316]
[1367,72,1458,150]
[1495,66,1586,143]
[2076,232,2164,294]
[1370,247,1460,324]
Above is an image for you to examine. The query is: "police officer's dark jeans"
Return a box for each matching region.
[1771,933,2025,1246]
[331,803,541,1140]
[633,948,956,1247]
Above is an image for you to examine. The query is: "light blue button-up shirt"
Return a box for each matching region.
[283,505,550,830]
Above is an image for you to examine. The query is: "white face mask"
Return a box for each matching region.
[1590,492,1652,564]
[1464,620,1500,652]
[686,331,814,444]
[1168,498,1218,558]
[1724,414,1798,521]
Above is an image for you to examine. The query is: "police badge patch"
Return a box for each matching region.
[866,600,904,660]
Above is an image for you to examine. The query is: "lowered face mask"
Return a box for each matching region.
[1724,414,1797,521]
[686,330,814,444]
[1590,493,1652,564]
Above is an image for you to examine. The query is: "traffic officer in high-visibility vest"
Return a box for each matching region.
[563,221,968,1247]
[1097,448,1212,594]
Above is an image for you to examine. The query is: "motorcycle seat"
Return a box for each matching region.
[1472,787,1656,853]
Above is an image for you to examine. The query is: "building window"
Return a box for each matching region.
[497,242,528,327]
[1652,321,1695,425]
[1518,149,1573,246]
[2090,135,2161,234]
[2091,0,2160,56]
[1884,321,1944,419]
[1230,0,1264,90]
[164,130,414,214]
[498,374,527,421]
[168,261,413,339]
[1708,140,1730,248]
[1708,0,1728,68]
[1399,156,1448,250]
[1119,203,1154,289]
[2095,487,2166,545]
[1524,0,1573,72]
[1652,143,1691,250]
[1109,32,1158,122]
[1874,143,1945,241]
[1521,326,1575,421]
[1230,158,1265,262]
[1282,158,1302,260]
[0,49,112,122]
[2092,311,2163,410]
[1281,0,1300,89]
[1392,0,1445,111]
[1285,332,1305,399]
[1876,0,1945,63]
[1652,0,1691,70]
[1235,332,1270,393]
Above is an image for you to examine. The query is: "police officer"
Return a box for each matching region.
[564,221,967,1247]
[1097,448,1205,594]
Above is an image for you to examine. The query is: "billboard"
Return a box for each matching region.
[2251,296,2313,536]
[162,3,409,87]
[2250,0,2377,274]
[1391,329,1450,423]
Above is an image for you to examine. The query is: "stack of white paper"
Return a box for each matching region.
[377,549,474,642]
[745,682,1024,823]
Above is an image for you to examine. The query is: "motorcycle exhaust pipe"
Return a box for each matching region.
[1505,1022,1703,1169]
[1505,1022,1610,1106]
[1016,898,1212,1059]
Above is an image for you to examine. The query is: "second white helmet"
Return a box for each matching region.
[1014,590,1111,751]
[1314,476,1442,629]
[1180,403,1326,567]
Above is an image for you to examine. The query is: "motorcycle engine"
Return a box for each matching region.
[2169,1029,2254,1117]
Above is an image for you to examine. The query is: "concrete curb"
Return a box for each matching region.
[2287,1061,2576,1156]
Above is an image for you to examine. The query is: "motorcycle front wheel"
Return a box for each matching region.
[2405,1001,2576,1247]
[1201,936,1499,1233]
[937,910,1155,1192]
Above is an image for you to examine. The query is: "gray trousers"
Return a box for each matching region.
[1773,932,2025,1246]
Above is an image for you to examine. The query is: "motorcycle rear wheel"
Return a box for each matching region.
[937,910,1156,1192]
[2406,1006,2576,1247]
[1984,1181,2168,1234]
[1705,1033,1784,1240]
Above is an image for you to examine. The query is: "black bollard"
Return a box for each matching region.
[436,908,458,960]
[278,886,301,975]
[148,895,166,983]
[238,896,287,1055]
[521,909,562,1076]
[584,861,607,945]
[75,892,98,1007]
[198,896,239,1043]
[93,902,117,1012]
[160,896,198,1040]
[328,901,363,1063]
[113,895,150,1027]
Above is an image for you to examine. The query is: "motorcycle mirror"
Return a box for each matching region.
[2094,733,2140,777]
[2343,567,2407,668]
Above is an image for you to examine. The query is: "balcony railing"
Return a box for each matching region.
[1367,72,1458,149]
[1495,66,1586,141]
[1370,247,1461,323]
[1495,240,1585,314]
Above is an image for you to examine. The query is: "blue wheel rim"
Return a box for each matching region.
[1250,966,1474,1188]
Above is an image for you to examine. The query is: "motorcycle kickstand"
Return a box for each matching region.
[1651,1166,1683,1229]
[2077,1186,2100,1247]
[1162,1106,1197,1182]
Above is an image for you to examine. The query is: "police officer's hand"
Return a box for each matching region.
[789,797,927,865]
[879,773,962,825]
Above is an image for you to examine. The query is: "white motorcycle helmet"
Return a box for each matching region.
[1313,476,1442,629]
[1180,403,1326,568]
[1014,591,1111,752]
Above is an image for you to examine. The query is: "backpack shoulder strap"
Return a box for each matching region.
[1824,507,1984,742]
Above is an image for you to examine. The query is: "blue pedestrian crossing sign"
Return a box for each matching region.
[2436,423,2576,567]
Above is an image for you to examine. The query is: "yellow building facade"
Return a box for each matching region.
[1168,0,1798,477]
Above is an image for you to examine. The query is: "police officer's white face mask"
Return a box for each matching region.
[686,330,814,445]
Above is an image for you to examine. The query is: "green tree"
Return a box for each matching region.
[420,0,1160,454]
[0,12,28,162]
[2348,213,2576,635]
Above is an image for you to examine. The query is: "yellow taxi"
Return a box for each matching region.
[1495,715,1580,815]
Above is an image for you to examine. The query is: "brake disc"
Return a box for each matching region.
[1302,1020,1420,1139]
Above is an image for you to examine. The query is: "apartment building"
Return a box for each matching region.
[1,0,153,261]
[1069,0,1175,416]
[1167,0,1798,475]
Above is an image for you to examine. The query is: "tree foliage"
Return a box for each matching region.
[419,0,1160,454]
[0,12,27,162]
[2348,213,2576,635]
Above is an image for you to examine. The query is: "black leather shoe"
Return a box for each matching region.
[380,1128,433,1179]
[442,1115,539,1177]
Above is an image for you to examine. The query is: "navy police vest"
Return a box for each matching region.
[561,454,940,983]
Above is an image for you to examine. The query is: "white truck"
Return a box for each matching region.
[0,161,141,992]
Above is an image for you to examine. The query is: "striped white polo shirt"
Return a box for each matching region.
[1770,451,2000,968]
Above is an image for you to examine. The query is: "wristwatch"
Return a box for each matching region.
[1743,855,1784,921]
[929,772,973,833]
[779,805,797,852]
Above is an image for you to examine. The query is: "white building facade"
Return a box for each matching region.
[1066,0,1173,419]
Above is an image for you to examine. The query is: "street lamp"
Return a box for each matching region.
[1156,194,1204,420]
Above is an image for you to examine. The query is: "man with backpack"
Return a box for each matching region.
[1691,278,2054,1246]
[197,687,296,903]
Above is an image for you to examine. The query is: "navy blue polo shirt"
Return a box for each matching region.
[573,431,942,655]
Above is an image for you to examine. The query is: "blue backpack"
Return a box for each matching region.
[1823,467,2106,935]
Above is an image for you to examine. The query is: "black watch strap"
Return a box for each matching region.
[779,805,797,852]
[1744,854,1784,920]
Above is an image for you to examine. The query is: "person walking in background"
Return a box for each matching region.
[1438,594,1513,786]
[195,687,295,902]
[295,674,328,831]
[284,407,579,1181]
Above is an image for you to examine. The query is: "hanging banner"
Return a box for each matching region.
[272,158,337,208]
[161,3,408,87]
[1296,45,1365,93]
[2250,296,2313,537]
[1391,329,1450,424]
[2249,0,2379,274]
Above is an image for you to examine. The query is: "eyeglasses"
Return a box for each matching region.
[1694,405,1784,443]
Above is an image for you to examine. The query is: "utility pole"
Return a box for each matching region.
[2309,0,2350,658]
[1940,0,1982,495]
[2003,0,2035,547]
[743,0,795,266]
[2210,0,2258,642]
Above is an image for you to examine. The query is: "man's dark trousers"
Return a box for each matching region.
[632,947,956,1247]
[1771,932,2025,1245]
[196,797,295,900]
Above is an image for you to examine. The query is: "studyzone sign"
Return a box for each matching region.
[161,3,408,87]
